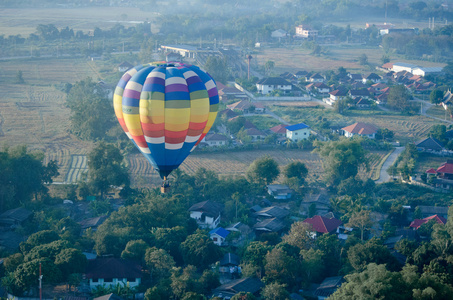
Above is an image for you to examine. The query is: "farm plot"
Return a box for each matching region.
[65,155,88,183]
[255,48,364,74]
[126,148,389,188]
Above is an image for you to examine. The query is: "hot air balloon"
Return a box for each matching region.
[113,62,219,191]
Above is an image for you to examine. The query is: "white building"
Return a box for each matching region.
[189,201,223,229]
[85,258,142,290]
[295,25,318,39]
[256,77,292,94]
[286,123,310,142]
[203,133,228,147]
[342,122,378,139]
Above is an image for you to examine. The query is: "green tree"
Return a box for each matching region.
[145,247,176,281]
[170,265,200,299]
[346,209,372,241]
[180,230,222,269]
[387,85,411,112]
[87,142,129,198]
[284,161,308,185]
[261,282,290,300]
[246,156,280,186]
[3,253,24,273]
[313,139,368,185]
[15,70,25,84]
[231,292,256,300]
[282,221,313,250]
[241,241,272,278]
[54,248,87,279]
[347,239,399,272]
[429,124,447,144]
[358,53,368,65]
[20,230,60,254]
[12,258,62,295]
[330,263,409,300]
[204,56,229,83]
[264,245,301,287]
[66,77,114,140]
[265,60,275,75]
[121,239,148,262]
[430,89,444,104]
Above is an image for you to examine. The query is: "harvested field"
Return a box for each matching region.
[0,7,160,36]
[255,48,365,73]
[127,148,387,188]
[0,58,96,182]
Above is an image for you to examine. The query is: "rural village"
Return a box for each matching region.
[2,0,453,299]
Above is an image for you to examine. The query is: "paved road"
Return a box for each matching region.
[376,146,405,183]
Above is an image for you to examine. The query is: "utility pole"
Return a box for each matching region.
[247,55,252,80]
[39,263,43,300]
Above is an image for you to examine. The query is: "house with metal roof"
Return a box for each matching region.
[256,77,292,94]
[212,277,264,299]
[85,258,142,290]
[189,201,224,229]
[286,123,310,142]
[415,137,444,152]
[303,215,342,236]
[209,227,230,246]
[203,133,228,147]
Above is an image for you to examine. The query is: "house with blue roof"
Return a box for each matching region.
[209,227,230,246]
[286,123,310,142]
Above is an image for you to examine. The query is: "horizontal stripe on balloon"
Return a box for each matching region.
[165,136,186,144]
[210,103,219,112]
[142,122,165,130]
[164,123,192,132]
[144,76,165,85]
[123,90,141,103]
[140,91,165,101]
[143,129,164,138]
[164,130,189,138]
[166,76,188,85]
[125,81,143,93]
[165,83,189,93]
[165,142,184,150]
[122,106,139,114]
[187,82,208,92]
[205,79,216,90]
[145,136,165,144]
[187,128,205,136]
[142,83,165,93]
[188,121,208,130]
[185,135,201,143]
[164,91,191,101]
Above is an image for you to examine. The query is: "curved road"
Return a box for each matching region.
[376,147,405,183]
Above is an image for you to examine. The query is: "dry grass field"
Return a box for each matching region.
[0,7,160,36]
[127,148,388,188]
[0,58,98,182]
[255,46,446,75]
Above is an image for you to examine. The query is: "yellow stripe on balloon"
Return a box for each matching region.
[165,123,191,131]
[164,108,191,124]
[190,114,209,122]
[113,94,124,118]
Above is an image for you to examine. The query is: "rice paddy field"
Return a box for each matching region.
[127,148,389,187]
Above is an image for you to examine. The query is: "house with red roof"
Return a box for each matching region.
[342,122,378,139]
[269,124,288,136]
[428,160,453,190]
[303,215,342,237]
[409,214,447,230]
[227,100,265,113]
[326,89,347,106]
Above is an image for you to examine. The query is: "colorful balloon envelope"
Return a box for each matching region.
[113,62,219,179]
